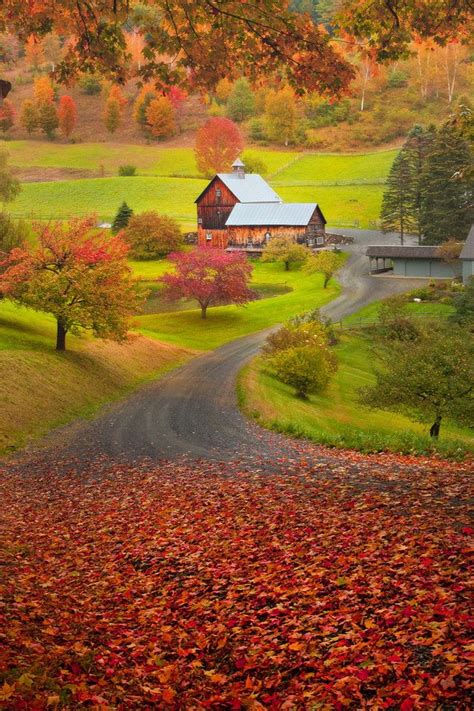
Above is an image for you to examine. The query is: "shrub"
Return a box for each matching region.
[387,70,408,88]
[79,75,102,95]
[263,321,330,357]
[118,164,136,176]
[267,344,337,399]
[121,211,182,259]
[248,117,267,142]
[377,296,420,341]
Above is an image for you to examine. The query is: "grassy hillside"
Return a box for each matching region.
[239,303,473,458]
[8,144,396,229]
[0,301,193,454]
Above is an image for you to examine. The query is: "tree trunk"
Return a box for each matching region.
[201,304,207,319]
[56,319,67,351]
[296,389,308,399]
[324,274,330,288]
[429,415,442,438]
[284,261,290,271]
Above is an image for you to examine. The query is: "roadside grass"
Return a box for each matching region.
[9,144,396,229]
[137,261,340,350]
[342,300,454,325]
[0,301,194,455]
[239,302,473,459]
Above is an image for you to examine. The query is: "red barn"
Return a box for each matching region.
[195,159,326,252]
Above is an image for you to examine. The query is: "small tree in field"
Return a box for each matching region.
[0,151,21,205]
[145,96,175,139]
[195,117,244,177]
[361,324,474,438]
[103,96,121,134]
[0,217,142,351]
[58,95,77,138]
[0,99,15,133]
[304,250,343,288]
[37,100,59,139]
[112,201,133,234]
[20,99,39,135]
[34,75,55,105]
[267,344,337,399]
[121,211,182,259]
[161,248,254,319]
[262,235,309,271]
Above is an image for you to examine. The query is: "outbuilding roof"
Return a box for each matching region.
[460,225,474,260]
[226,202,320,227]
[216,173,282,203]
[366,245,442,259]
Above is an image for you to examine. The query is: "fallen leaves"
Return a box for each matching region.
[0,451,472,708]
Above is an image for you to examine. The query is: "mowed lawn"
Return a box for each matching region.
[136,260,340,350]
[240,302,473,458]
[8,143,396,228]
[0,300,193,454]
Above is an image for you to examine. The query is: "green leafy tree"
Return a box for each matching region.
[361,324,474,438]
[20,99,39,135]
[380,150,416,244]
[226,78,255,122]
[37,100,59,139]
[420,122,473,244]
[0,217,143,351]
[304,249,343,288]
[450,278,474,329]
[112,202,134,234]
[0,151,20,205]
[267,344,337,399]
[262,235,309,271]
[121,211,182,259]
[241,153,268,175]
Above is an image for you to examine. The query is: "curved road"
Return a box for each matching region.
[47,230,424,462]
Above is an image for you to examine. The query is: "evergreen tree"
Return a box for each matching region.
[420,123,473,244]
[226,78,255,122]
[380,150,415,244]
[112,202,133,234]
[403,124,436,244]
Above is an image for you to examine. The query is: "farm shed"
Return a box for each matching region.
[366,245,461,279]
[460,225,474,284]
[195,159,326,251]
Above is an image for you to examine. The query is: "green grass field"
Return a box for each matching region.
[136,260,340,350]
[7,142,396,229]
[240,302,473,459]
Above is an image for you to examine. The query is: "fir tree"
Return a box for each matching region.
[112,202,133,234]
[420,123,473,244]
[380,150,415,244]
[403,124,436,244]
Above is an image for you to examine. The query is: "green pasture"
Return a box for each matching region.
[240,301,472,458]
[7,142,396,228]
[137,260,340,350]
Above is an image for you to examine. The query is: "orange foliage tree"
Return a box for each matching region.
[145,96,175,139]
[58,95,77,138]
[24,34,44,70]
[194,117,244,177]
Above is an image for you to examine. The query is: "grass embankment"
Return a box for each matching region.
[0,301,194,455]
[8,144,396,229]
[136,260,340,350]
[239,302,473,459]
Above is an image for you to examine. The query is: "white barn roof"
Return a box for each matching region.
[216,173,281,203]
[226,202,319,227]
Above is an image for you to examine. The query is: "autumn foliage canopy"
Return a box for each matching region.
[195,117,244,177]
[161,248,254,318]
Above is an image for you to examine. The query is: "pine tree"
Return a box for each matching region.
[380,151,416,244]
[112,202,133,234]
[403,124,436,243]
[420,123,473,244]
[227,78,255,122]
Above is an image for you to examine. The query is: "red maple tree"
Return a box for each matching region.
[194,117,244,177]
[57,94,77,138]
[161,248,254,318]
[0,216,142,350]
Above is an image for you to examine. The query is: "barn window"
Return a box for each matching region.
[316,236,324,245]
[206,232,212,241]
[198,217,203,224]
[216,189,221,197]
[264,231,271,242]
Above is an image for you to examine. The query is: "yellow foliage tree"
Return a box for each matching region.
[145,96,175,139]
[34,75,55,105]
[264,87,297,146]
